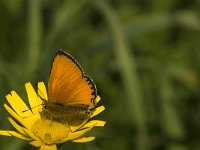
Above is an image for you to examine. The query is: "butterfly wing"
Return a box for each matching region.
[48,50,96,108]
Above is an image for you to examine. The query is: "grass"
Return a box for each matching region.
[0,0,200,149]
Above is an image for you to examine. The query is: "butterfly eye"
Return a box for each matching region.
[43,103,47,109]
[86,109,91,115]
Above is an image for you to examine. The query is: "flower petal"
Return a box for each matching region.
[25,83,40,113]
[0,130,12,136]
[4,104,29,128]
[6,92,32,118]
[23,128,41,141]
[90,106,105,118]
[40,144,57,150]
[23,113,41,128]
[72,136,95,143]
[81,120,106,129]
[0,130,31,140]
[70,119,89,132]
[8,131,31,140]
[29,140,43,147]
[8,117,27,135]
[95,96,101,103]
[62,125,95,142]
[70,106,105,132]
[38,82,48,101]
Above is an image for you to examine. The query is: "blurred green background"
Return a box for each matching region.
[0,0,200,150]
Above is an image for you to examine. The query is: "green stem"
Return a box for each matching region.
[45,0,87,50]
[27,0,41,79]
[92,1,148,150]
[160,74,187,150]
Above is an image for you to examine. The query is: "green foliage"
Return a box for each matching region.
[0,0,200,149]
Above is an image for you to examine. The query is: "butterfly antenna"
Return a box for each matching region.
[22,88,47,113]
[22,103,44,113]
[38,88,48,101]
[22,110,42,119]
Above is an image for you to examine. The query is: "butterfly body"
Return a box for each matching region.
[41,101,91,125]
[40,50,97,125]
[44,102,90,114]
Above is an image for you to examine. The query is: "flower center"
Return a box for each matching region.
[31,118,71,145]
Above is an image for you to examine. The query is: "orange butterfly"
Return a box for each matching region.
[40,49,97,125]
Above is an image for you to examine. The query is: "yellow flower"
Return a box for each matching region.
[0,82,105,150]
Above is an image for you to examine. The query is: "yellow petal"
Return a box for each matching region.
[6,92,32,118]
[72,136,95,143]
[63,125,95,142]
[70,106,105,132]
[38,82,48,101]
[0,130,30,140]
[81,120,106,129]
[90,106,105,118]
[8,117,27,135]
[29,140,43,147]
[8,131,31,140]
[70,119,89,132]
[23,113,41,128]
[40,144,57,150]
[23,128,41,141]
[25,83,41,113]
[31,118,70,145]
[95,96,101,103]
[4,104,29,128]
[0,130,11,136]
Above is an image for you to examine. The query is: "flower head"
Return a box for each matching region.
[0,82,105,150]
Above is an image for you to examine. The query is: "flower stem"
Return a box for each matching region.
[92,1,148,150]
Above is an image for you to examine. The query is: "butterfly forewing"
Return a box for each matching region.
[48,50,96,108]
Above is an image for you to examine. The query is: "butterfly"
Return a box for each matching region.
[40,49,97,125]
